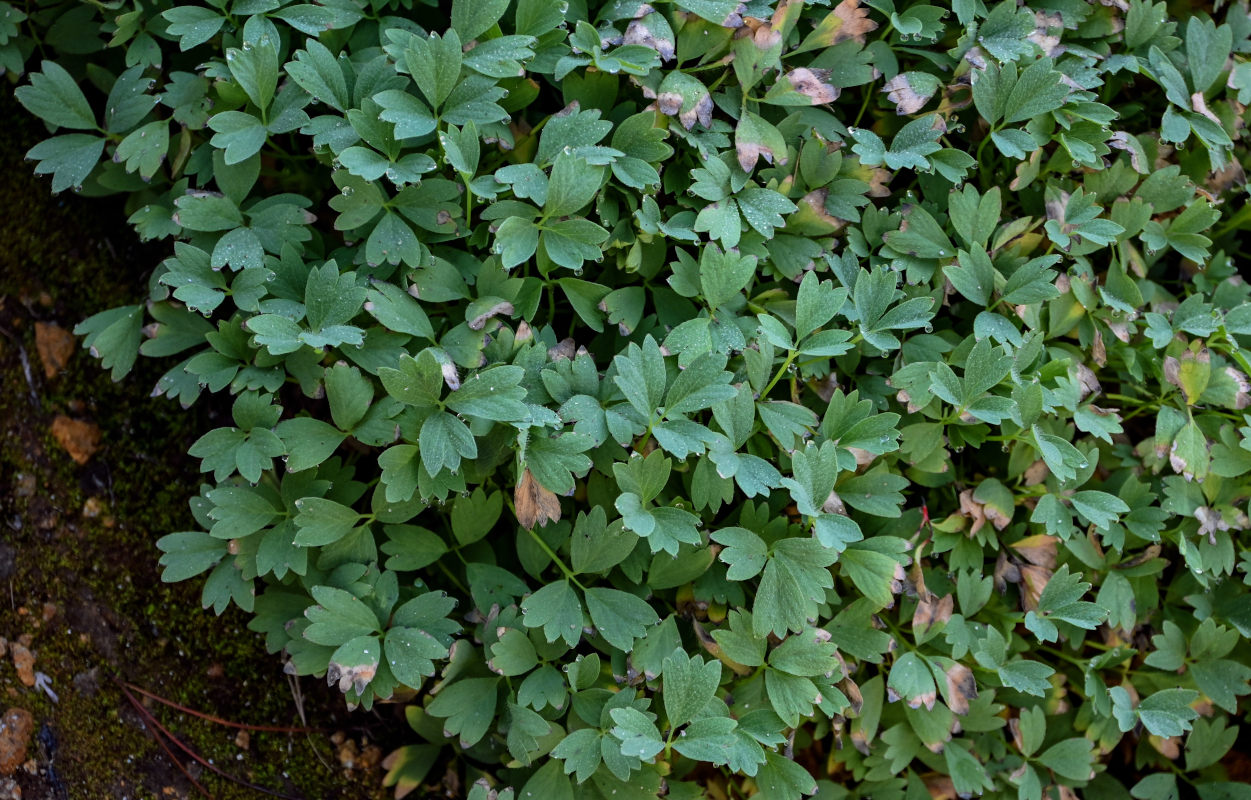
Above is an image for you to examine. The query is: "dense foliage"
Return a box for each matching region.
[7,0,1251,797]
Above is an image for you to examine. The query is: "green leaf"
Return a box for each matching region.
[115,121,169,179]
[375,89,437,139]
[305,585,380,645]
[662,650,722,727]
[276,417,346,472]
[293,497,363,546]
[945,247,994,306]
[427,677,499,748]
[162,5,225,50]
[26,134,104,193]
[286,39,351,112]
[522,581,584,647]
[1038,738,1095,782]
[16,60,96,129]
[998,660,1055,696]
[452,0,510,41]
[754,537,837,638]
[1025,564,1108,643]
[545,155,602,218]
[586,587,659,651]
[1136,688,1200,737]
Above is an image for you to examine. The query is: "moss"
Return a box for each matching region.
[0,88,391,799]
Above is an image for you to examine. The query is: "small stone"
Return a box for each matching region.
[0,776,20,800]
[12,475,34,498]
[50,416,100,465]
[33,323,74,379]
[336,738,360,770]
[0,708,34,776]
[40,604,55,624]
[234,730,250,750]
[10,646,34,688]
[82,497,104,519]
[72,668,100,698]
[358,743,382,770]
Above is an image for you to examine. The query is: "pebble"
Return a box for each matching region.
[9,646,34,688]
[33,323,74,379]
[49,416,100,465]
[0,708,33,776]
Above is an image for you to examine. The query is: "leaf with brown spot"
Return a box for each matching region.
[786,68,840,104]
[654,71,714,130]
[769,0,804,38]
[623,12,676,61]
[912,592,954,634]
[942,661,977,715]
[1108,131,1149,173]
[734,111,788,173]
[795,0,878,53]
[514,468,561,529]
[785,189,847,237]
[882,72,940,115]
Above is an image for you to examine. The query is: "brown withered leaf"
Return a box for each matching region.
[692,620,754,677]
[943,662,977,715]
[923,774,957,800]
[840,676,864,715]
[514,468,561,529]
[1012,533,1058,569]
[1022,459,1050,486]
[1092,328,1107,367]
[1207,159,1246,196]
[993,550,1020,593]
[1019,564,1052,612]
[958,489,987,536]
[742,16,782,49]
[1116,543,1161,570]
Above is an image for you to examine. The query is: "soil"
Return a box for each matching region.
[0,89,399,799]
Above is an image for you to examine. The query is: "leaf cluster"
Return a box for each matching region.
[10,0,1251,798]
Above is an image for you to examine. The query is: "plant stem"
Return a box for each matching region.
[525,524,586,590]
[761,351,798,397]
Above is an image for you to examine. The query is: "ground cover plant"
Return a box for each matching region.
[6,0,1251,797]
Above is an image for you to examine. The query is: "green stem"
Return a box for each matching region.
[760,351,798,398]
[1221,325,1251,379]
[437,560,469,595]
[525,525,586,590]
[462,171,474,230]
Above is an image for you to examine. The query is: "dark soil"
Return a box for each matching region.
[0,88,396,799]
